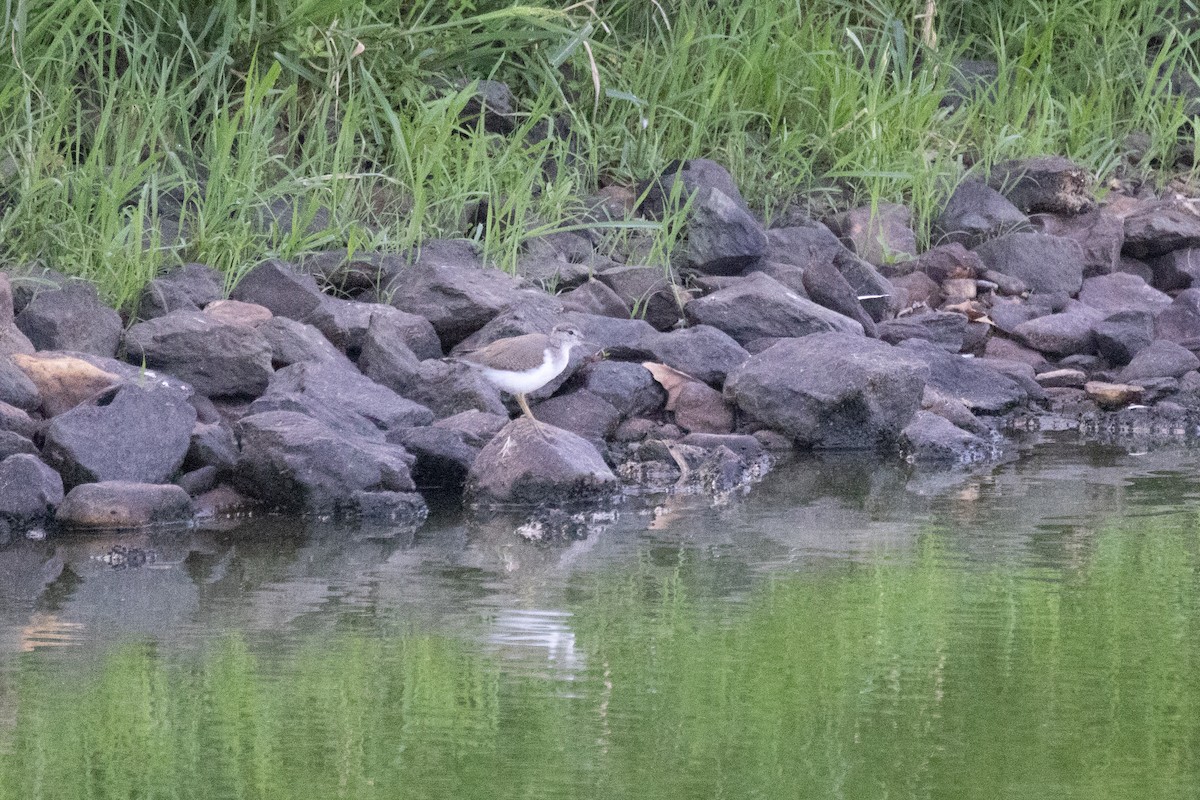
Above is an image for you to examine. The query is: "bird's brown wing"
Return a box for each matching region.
[458,333,548,372]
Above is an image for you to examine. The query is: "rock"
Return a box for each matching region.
[532,390,621,450]
[138,263,224,319]
[559,279,629,318]
[724,333,927,448]
[574,361,665,417]
[801,260,878,336]
[942,58,1000,110]
[249,361,433,440]
[517,256,593,292]
[1093,311,1154,365]
[932,180,1029,247]
[56,481,192,528]
[1013,305,1102,356]
[176,465,218,496]
[678,432,764,462]
[988,300,1050,336]
[0,322,35,358]
[972,232,1085,295]
[186,421,240,472]
[980,358,1047,402]
[43,384,196,488]
[9,353,120,416]
[1036,368,1087,388]
[258,317,351,367]
[982,269,1028,296]
[203,299,272,328]
[124,310,274,398]
[0,454,63,527]
[672,381,734,433]
[596,266,683,330]
[908,243,986,283]
[987,156,1093,214]
[0,401,36,439]
[877,312,968,352]
[684,273,863,346]
[347,490,429,523]
[764,221,847,272]
[411,361,509,418]
[1154,289,1200,346]
[15,282,122,356]
[1030,209,1123,277]
[941,278,977,304]
[1077,272,1172,315]
[1122,200,1200,259]
[1145,248,1200,292]
[387,426,480,491]
[1085,381,1144,410]
[610,325,749,387]
[1119,340,1200,382]
[308,298,442,360]
[455,78,516,134]
[0,431,36,460]
[0,273,14,325]
[0,357,41,411]
[890,271,942,309]
[434,410,510,447]
[832,250,897,321]
[983,337,1049,369]
[233,410,423,513]
[464,418,618,506]
[897,338,1027,414]
[686,187,768,275]
[921,386,991,436]
[824,202,918,265]
[900,411,992,463]
[229,258,326,320]
[637,158,748,220]
[449,294,565,354]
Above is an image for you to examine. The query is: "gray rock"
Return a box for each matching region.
[309,297,442,360]
[724,333,927,448]
[1077,272,1172,315]
[637,158,748,220]
[456,78,516,134]
[900,410,992,463]
[686,187,768,275]
[124,310,274,398]
[176,465,218,497]
[801,259,878,336]
[531,390,621,450]
[932,180,1029,248]
[824,202,918,265]
[764,221,847,272]
[684,273,863,346]
[0,431,37,460]
[832,250,897,321]
[56,481,192,529]
[1030,209,1123,277]
[972,232,1085,295]
[987,156,1094,214]
[611,325,749,387]
[921,387,991,436]
[258,317,351,367]
[1145,248,1200,292]
[574,360,665,417]
[1119,340,1200,382]
[1013,304,1102,356]
[517,256,593,292]
[434,410,510,447]
[0,322,35,357]
[673,380,734,434]
[897,338,1027,414]
[906,242,986,282]
[988,301,1051,336]
[387,426,480,491]
[978,358,1048,402]
[1094,310,1155,365]
[0,358,40,411]
[596,265,682,330]
[559,279,629,318]
[43,384,196,488]
[878,312,968,352]
[464,418,618,506]
[1036,368,1088,388]
[0,454,63,526]
[1154,289,1200,346]
[186,421,240,472]
[449,294,565,354]
[678,432,765,462]
[1122,200,1200,259]
[0,400,36,439]
[15,281,123,356]
[230,258,326,320]
[138,262,224,319]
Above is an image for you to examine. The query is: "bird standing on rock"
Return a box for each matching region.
[456,325,585,431]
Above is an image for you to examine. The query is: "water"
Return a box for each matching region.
[1,435,1199,799]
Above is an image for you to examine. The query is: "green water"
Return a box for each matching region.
[1,438,1199,799]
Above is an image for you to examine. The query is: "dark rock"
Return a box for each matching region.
[1118,255,1155,284]
[0,273,14,325]
[0,400,36,439]
[1036,368,1087,388]
[124,310,274,398]
[1145,248,1200,292]
[295,249,394,295]
[309,298,442,360]
[517,256,593,292]
[686,187,768,275]
[0,454,63,526]
[410,361,509,418]
[0,358,40,411]
[258,317,350,367]
[176,466,218,496]
[921,387,991,437]
[43,384,196,488]
[678,432,764,462]
[0,431,36,460]
[613,325,749,386]
[824,202,918,266]
[15,281,122,356]
[186,421,239,472]
[233,410,422,513]
[1094,311,1155,365]
[249,360,433,440]
[456,78,516,134]
[1119,340,1200,382]
[1030,209,1123,277]
[596,266,682,330]
[941,58,1000,110]
[747,261,810,296]
[897,338,1027,414]
[1013,304,1102,356]
[532,390,621,449]
[638,158,748,220]
[382,261,534,348]
[932,180,1029,248]
[972,232,1084,295]
[890,271,941,309]
[684,273,863,346]
[434,410,510,447]
[911,243,985,283]
[8,265,69,313]
[1077,272,1172,315]
[672,381,734,433]
[557,311,658,352]
[387,426,480,491]
[1085,381,1143,410]
[982,269,1028,296]
[978,358,1047,402]
[230,258,326,321]
[559,279,629,318]
[1122,200,1200,258]
[724,333,927,448]
[138,262,224,320]
[987,156,1094,214]
[801,260,877,336]
[900,411,992,463]
[831,250,897,321]
[56,481,192,528]
[877,312,967,352]
[574,361,665,417]
[465,418,618,506]
[1154,289,1200,346]
[764,220,847,270]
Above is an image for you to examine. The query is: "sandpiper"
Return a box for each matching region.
[457,324,585,429]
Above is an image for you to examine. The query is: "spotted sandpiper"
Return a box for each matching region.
[457,324,585,428]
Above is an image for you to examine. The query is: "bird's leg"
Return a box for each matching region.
[516,393,551,440]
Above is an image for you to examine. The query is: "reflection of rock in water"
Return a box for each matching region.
[486,609,583,680]
[96,545,157,569]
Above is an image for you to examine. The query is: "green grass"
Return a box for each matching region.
[0,0,1198,311]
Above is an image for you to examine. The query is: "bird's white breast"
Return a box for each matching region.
[480,343,572,394]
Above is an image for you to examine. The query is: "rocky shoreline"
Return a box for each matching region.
[3,155,1200,539]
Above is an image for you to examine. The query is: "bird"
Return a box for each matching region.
[456,324,585,431]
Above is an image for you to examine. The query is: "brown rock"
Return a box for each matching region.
[673,381,734,434]
[1036,368,1087,388]
[56,481,193,529]
[203,299,273,327]
[1084,381,1144,410]
[10,353,121,416]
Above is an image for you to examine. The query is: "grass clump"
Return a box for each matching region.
[0,0,1197,310]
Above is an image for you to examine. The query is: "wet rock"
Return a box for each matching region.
[987,156,1094,214]
[43,383,196,488]
[124,310,274,398]
[56,481,192,529]
[596,265,683,330]
[1036,368,1087,388]
[1013,304,1102,356]
[612,325,749,387]
[900,411,992,463]
[1145,248,1200,292]
[972,232,1085,295]
[932,180,1029,248]
[877,312,967,352]
[137,262,224,320]
[258,317,350,367]
[1153,289,1200,346]
[249,361,434,440]
[203,299,272,328]
[1093,310,1155,365]
[15,282,122,356]
[897,338,1027,414]
[638,158,748,220]
[464,418,618,506]
[1077,272,1172,315]
[725,333,926,449]
[686,187,768,275]
[229,258,326,321]
[678,432,765,462]
[347,490,429,523]
[1121,200,1200,258]
[1118,340,1200,382]
[559,279,629,317]
[801,260,878,336]
[574,361,665,417]
[684,273,863,346]
[921,387,991,437]
[176,465,218,496]
[1030,208,1123,276]
[1085,381,1144,410]
[0,358,40,411]
[233,410,421,513]
[824,202,918,266]
[532,390,621,450]
[387,426,480,491]
[0,454,63,528]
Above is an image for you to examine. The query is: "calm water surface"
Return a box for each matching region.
[1,435,1199,799]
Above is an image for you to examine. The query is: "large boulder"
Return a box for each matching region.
[972,232,1085,295]
[824,202,918,266]
[724,333,927,448]
[1077,272,1172,316]
[932,180,1029,248]
[15,281,123,356]
[686,187,768,275]
[1121,200,1200,259]
[124,310,274,398]
[464,418,618,506]
[1030,209,1124,277]
[1154,289,1200,346]
[571,360,665,418]
[1118,340,1200,382]
[56,481,192,529]
[896,339,1027,414]
[684,273,863,346]
[387,426,481,491]
[229,258,326,321]
[42,383,196,488]
[0,454,64,529]
[1013,304,1103,356]
[615,325,749,387]
[137,262,224,319]
[986,156,1093,215]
